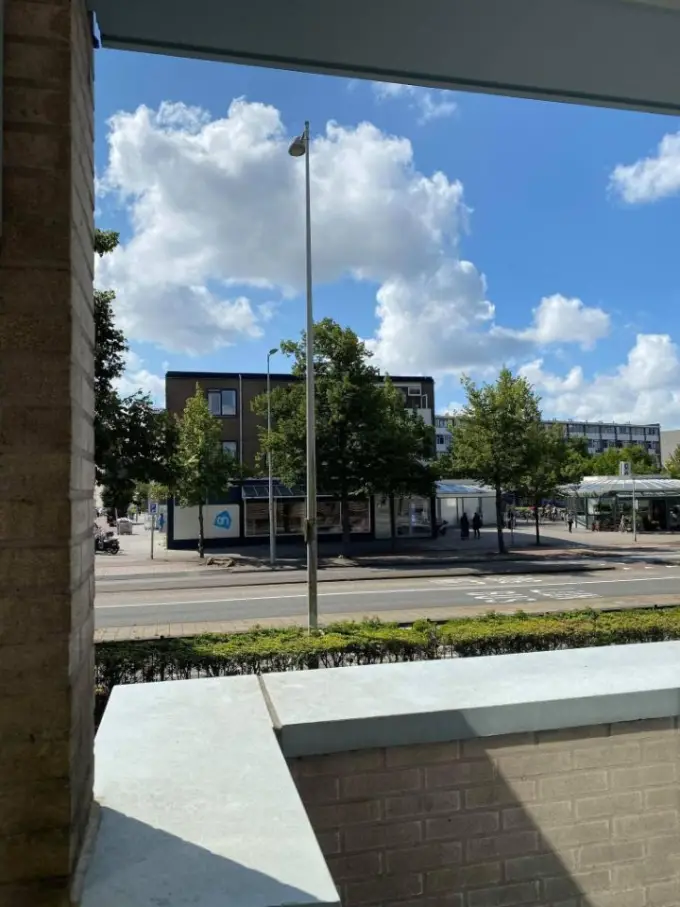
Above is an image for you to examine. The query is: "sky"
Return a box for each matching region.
[95,49,680,426]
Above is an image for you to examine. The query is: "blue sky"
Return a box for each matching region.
[95,49,680,425]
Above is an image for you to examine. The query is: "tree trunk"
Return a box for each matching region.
[389,495,397,552]
[495,484,505,554]
[198,502,205,559]
[340,496,351,557]
[534,497,541,546]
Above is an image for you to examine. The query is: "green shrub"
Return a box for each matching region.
[94,607,680,724]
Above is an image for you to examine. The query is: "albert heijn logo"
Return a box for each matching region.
[214,510,232,530]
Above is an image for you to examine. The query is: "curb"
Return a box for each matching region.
[95,560,617,589]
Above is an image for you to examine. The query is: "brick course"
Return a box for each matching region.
[0,0,95,903]
[289,718,680,907]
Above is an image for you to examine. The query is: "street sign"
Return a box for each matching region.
[619,461,632,477]
[149,502,158,514]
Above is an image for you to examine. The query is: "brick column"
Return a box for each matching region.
[0,0,96,903]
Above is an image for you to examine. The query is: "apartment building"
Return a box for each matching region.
[435,415,662,464]
[552,419,661,462]
[166,371,435,470]
[435,415,455,457]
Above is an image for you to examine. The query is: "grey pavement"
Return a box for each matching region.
[95,565,680,639]
[96,519,680,586]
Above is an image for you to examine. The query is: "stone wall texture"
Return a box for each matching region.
[0,0,95,903]
[289,718,680,907]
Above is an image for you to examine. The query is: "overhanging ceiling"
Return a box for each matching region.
[90,0,680,115]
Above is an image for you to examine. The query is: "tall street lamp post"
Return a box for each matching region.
[288,121,318,631]
[266,347,278,568]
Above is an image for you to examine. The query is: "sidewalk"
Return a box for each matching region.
[95,520,680,582]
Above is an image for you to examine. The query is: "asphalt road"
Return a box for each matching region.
[95,567,680,629]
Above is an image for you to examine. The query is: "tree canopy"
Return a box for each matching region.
[589,444,657,476]
[94,229,178,513]
[175,386,241,557]
[517,422,581,544]
[445,368,542,553]
[252,318,436,550]
[665,445,680,479]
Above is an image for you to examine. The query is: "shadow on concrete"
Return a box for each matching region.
[81,807,337,907]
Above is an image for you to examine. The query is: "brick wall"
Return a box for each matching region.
[288,718,680,907]
[0,0,95,903]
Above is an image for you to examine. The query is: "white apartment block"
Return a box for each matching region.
[435,416,662,464]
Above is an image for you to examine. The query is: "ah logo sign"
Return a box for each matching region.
[214,510,232,530]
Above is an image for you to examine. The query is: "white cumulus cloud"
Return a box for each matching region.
[610,132,680,204]
[520,334,680,426]
[114,350,165,404]
[97,98,611,376]
[526,294,611,350]
[371,82,457,124]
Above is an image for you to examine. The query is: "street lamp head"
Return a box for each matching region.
[288,133,307,157]
[268,347,278,357]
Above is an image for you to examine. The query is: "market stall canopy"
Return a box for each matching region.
[566,476,680,497]
[89,0,680,115]
[437,481,495,497]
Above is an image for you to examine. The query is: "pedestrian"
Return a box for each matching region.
[472,511,481,540]
[460,512,469,540]
[567,513,574,533]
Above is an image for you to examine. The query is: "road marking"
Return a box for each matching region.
[96,572,680,610]
[430,578,486,586]
[96,584,455,610]
[465,589,599,605]
[433,572,680,590]
[467,591,539,605]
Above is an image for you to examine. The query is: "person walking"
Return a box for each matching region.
[567,513,574,533]
[460,512,470,540]
[472,511,481,540]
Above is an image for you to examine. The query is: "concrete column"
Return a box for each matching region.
[0,0,96,903]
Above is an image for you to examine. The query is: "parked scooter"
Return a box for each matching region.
[94,528,120,555]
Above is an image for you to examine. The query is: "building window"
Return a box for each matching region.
[208,389,237,417]
[222,441,237,458]
[244,499,370,537]
[436,434,446,446]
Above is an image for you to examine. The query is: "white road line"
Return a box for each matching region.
[96,584,447,610]
[96,573,680,610]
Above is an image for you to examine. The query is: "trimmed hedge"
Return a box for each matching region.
[96,607,680,709]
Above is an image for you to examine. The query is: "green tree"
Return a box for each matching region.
[95,229,179,512]
[561,436,592,484]
[665,445,680,479]
[134,480,172,509]
[590,444,657,476]
[367,378,437,543]
[176,386,240,558]
[94,229,126,475]
[517,422,571,545]
[253,319,436,553]
[450,368,542,554]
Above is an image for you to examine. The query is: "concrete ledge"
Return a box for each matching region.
[263,641,680,756]
[81,677,339,907]
[82,642,680,904]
